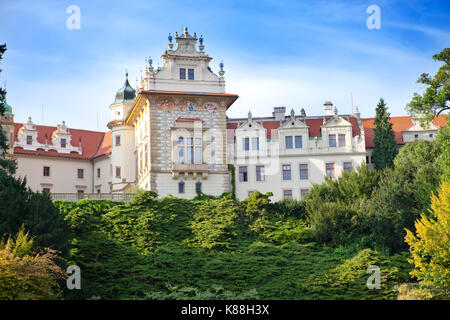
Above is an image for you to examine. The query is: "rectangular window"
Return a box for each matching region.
[194,146,202,164]
[344,162,352,174]
[43,166,50,177]
[414,134,419,139]
[178,146,185,163]
[326,163,334,178]
[251,137,259,150]
[115,167,121,178]
[195,181,202,193]
[61,138,66,148]
[366,156,369,164]
[239,166,248,182]
[187,138,193,164]
[295,136,303,148]
[77,169,84,179]
[116,135,121,146]
[256,165,265,181]
[282,164,291,180]
[26,135,32,145]
[77,190,84,200]
[299,164,308,180]
[338,134,346,147]
[283,190,293,200]
[285,136,293,149]
[97,189,101,194]
[43,188,50,193]
[329,134,336,147]
[97,168,101,178]
[188,68,194,80]
[243,137,249,151]
[179,68,186,80]
[429,133,433,138]
[178,181,185,194]
[300,189,309,198]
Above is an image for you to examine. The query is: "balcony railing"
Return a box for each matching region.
[51,193,136,202]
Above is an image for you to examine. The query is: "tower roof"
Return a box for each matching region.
[2,100,12,114]
[114,72,136,103]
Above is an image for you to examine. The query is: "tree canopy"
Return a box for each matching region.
[406,48,450,123]
[372,98,398,170]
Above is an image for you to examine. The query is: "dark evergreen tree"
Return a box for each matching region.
[372,98,398,170]
[0,43,16,174]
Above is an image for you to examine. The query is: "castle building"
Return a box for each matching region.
[1,29,447,201]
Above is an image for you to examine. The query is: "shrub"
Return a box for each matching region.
[405,181,450,297]
[0,226,66,300]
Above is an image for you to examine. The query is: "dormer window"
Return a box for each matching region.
[338,134,346,147]
[180,68,186,80]
[61,138,66,148]
[329,134,336,147]
[26,135,32,145]
[188,68,194,80]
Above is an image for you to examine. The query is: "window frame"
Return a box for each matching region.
[325,163,334,178]
[329,134,336,147]
[295,135,303,148]
[179,68,186,80]
[256,165,265,181]
[343,162,352,174]
[77,168,84,179]
[282,164,291,180]
[188,68,194,80]
[338,134,346,147]
[299,163,308,180]
[43,166,50,177]
[283,189,293,200]
[285,136,293,149]
[239,166,248,182]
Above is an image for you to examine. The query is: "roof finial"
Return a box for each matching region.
[125,69,128,78]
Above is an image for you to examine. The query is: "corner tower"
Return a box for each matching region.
[108,72,136,193]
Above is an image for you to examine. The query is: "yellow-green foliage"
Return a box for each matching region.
[405,181,450,296]
[0,226,65,300]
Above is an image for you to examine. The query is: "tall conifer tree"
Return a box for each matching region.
[372,98,398,170]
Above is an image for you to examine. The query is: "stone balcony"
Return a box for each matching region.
[171,163,209,179]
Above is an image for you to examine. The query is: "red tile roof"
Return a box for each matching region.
[12,123,111,160]
[362,114,448,148]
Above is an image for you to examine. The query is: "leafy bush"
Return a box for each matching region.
[0,227,66,300]
[405,181,450,297]
[188,194,243,250]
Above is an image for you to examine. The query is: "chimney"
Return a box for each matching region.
[273,106,286,121]
[323,101,333,116]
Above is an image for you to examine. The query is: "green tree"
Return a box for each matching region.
[406,48,450,123]
[372,98,398,170]
[436,118,450,180]
[0,43,16,174]
[405,181,450,297]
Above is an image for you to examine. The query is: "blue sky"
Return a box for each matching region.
[0,0,449,131]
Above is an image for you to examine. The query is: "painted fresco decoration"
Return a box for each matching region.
[157,98,173,112]
[203,102,217,113]
[180,100,198,112]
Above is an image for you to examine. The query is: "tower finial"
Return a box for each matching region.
[125,69,128,78]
